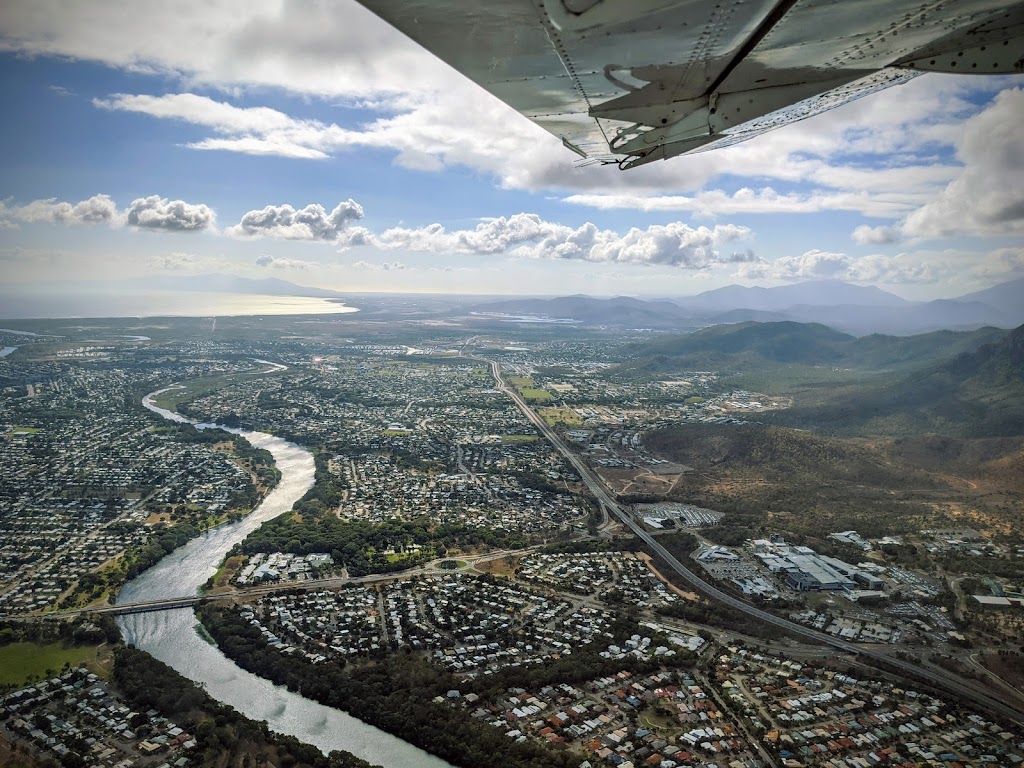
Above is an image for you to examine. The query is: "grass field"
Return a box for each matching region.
[502,434,540,443]
[475,556,519,577]
[151,368,290,411]
[519,388,553,402]
[505,375,554,402]
[0,642,106,687]
[151,378,228,411]
[539,406,583,427]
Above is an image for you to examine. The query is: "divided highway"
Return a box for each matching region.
[486,358,1024,727]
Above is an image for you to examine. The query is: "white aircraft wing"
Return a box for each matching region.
[354,0,1024,168]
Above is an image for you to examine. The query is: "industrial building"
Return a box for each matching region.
[750,539,884,593]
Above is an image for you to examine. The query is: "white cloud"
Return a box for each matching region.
[0,194,117,226]
[852,224,901,245]
[368,213,754,268]
[0,1,456,100]
[737,249,941,285]
[125,196,215,232]
[902,88,1024,237]
[94,93,346,159]
[230,200,364,241]
[566,188,931,219]
[5,0,1021,263]
[86,77,988,227]
[0,194,216,233]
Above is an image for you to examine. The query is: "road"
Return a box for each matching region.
[484,356,1024,727]
[12,548,539,620]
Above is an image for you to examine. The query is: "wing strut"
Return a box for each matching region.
[706,0,802,99]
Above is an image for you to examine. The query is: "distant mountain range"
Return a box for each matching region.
[471,278,1024,336]
[121,273,1022,337]
[679,280,909,312]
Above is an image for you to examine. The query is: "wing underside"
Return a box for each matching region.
[355,0,1024,168]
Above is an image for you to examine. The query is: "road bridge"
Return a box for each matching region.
[9,548,537,622]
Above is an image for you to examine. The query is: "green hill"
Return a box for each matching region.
[630,321,853,365]
[775,324,1024,437]
[623,321,1007,374]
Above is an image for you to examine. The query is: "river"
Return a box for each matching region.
[118,388,453,768]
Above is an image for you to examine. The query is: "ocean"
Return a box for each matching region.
[0,290,358,319]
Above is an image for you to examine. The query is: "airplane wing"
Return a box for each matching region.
[354,0,1024,168]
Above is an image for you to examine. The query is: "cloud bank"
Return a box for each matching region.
[0,193,214,233]
[366,213,755,268]
[737,249,940,285]
[0,194,117,226]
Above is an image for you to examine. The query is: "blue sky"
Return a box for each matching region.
[0,1,1022,299]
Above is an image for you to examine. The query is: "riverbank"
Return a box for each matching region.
[54,398,281,612]
[200,604,581,768]
[117,388,454,768]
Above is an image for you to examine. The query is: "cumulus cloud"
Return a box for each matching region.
[902,88,1024,237]
[368,213,754,268]
[737,249,940,285]
[852,224,901,245]
[0,194,117,226]
[0,193,217,233]
[229,200,363,241]
[124,195,215,232]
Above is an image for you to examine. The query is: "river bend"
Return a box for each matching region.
[117,388,452,768]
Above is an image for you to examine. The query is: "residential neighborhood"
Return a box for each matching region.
[1,668,195,767]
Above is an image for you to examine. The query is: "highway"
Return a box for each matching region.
[17,354,1021,725]
[485,357,1024,727]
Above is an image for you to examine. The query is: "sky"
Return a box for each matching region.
[0,1,1022,300]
